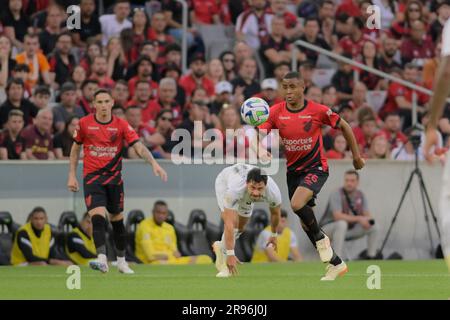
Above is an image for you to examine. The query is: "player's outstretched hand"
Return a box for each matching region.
[153,163,168,182]
[67,175,79,192]
[226,255,242,276]
[266,237,278,252]
[353,156,365,170]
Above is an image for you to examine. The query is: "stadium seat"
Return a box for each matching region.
[187,209,214,258]
[58,211,78,232]
[0,212,19,265]
[366,91,388,114]
[239,209,270,262]
[125,209,145,263]
[167,210,194,256]
[205,220,222,245]
[196,24,234,60]
[312,68,336,88]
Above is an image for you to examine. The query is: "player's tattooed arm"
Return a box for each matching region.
[339,119,365,170]
[67,143,81,192]
[132,141,168,182]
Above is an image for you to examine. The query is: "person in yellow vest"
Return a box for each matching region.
[135,200,212,265]
[11,207,72,266]
[251,210,302,263]
[65,212,97,266]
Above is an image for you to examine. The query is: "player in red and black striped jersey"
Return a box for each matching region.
[67,89,167,274]
[258,71,364,280]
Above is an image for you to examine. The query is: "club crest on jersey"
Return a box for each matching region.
[303,119,313,132]
[110,132,118,142]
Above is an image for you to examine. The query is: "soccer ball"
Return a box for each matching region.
[240,97,270,126]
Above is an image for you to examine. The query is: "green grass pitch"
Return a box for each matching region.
[0,260,449,299]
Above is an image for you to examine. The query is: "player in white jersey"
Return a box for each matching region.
[213,164,282,277]
[424,18,450,272]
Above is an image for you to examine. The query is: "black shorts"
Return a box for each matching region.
[83,183,124,214]
[287,168,329,207]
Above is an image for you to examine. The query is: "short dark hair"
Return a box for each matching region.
[385,111,400,119]
[93,89,112,99]
[345,170,359,179]
[135,79,151,88]
[274,61,290,69]
[322,85,336,94]
[352,16,365,30]
[6,78,25,92]
[246,167,268,185]
[33,85,51,96]
[13,63,30,73]
[81,79,99,90]
[283,71,302,81]
[321,0,335,7]
[112,104,125,113]
[56,32,72,42]
[27,206,47,222]
[114,79,128,88]
[153,200,168,212]
[136,55,153,68]
[125,105,140,113]
[24,33,39,41]
[304,17,320,26]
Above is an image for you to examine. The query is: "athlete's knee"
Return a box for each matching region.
[291,197,312,212]
[293,204,313,219]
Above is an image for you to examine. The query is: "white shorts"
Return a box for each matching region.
[215,171,253,218]
[439,156,450,257]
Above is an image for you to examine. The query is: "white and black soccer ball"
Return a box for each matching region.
[240,97,270,126]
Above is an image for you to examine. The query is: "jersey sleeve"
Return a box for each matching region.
[442,19,450,57]
[121,119,140,146]
[267,178,282,208]
[72,119,84,144]
[258,104,278,133]
[318,104,341,129]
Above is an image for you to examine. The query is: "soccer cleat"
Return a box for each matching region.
[117,261,135,274]
[89,260,109,273]
[213,241,229,277]
[320,261,348,281]
[316,234,333,262]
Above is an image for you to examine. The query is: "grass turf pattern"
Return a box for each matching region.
[0,260,448,299]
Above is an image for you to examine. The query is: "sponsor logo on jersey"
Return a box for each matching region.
[88,126,99,130]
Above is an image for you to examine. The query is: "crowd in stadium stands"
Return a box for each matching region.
[0,0,449,161]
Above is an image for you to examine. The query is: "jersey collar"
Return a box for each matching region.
[285,99,309,113]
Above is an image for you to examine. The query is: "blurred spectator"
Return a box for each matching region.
[419,112,444,159]
[337,16,374,60]
[2,0,32,51]
[112,105,126,119]
[378,112,408,150]
[52,82,84,133]
[128,56,158,99]
[71,67,87,100]
[334,12,352,40]
[331,54,354,102]
[391,137,416,160]
[338,102,357,127]
[390,0,424,40]
[210,81,233,115]
[54,115,79,160]
[190,0,220,25]
[297,17,331,66]
[89,56,115,90]
[100,0,132,46]
[235,0,273,50]
[135,200,213,264]
[11,63,32,97]
[38,5,64,56]
[72,0,102,48]
[148,77,183,126]
[372,0,396,31]
[255,78,283,106]
[233,41,254,68]
[267,0,303,40]
[318,0,337,46]
[367,134,391,159]
[11,206,72,266]
[0,35,15,88]
[0,78,38,128]
[65,212,97,266]
[127,80,159,127]
[0,109,26,160]
[29,85,51,111]
[325,133,351,160]
[348,82,369,110]
[322,85,338,108]
[162,63,186,108]
[15,33,52,89]
[79,40,102,76]
[219,51,237,82]
[378,36,402,74]
[359,41,382,90]
[273,61,290,88]
[260,15,293,77]
[147,11,175,64]
[352,114,378,156]
[379,63,429,128]
[231,57,261,102]
[78,79,99,116]
[429,0,450,42]
[251,209,302,262]
[106,37,128,81]
[305,85,322,104]
[153,110,175,159]
[320,170,379,260]
[423,42,441,89]
[207,58,225,85]
[125,7,150,62]
[336,0,361,17]
[400,20,435,66]
[21,108,54,160]
[111,79,129,109]
[179,53,215,98]
[48,33,76,88]
[359,0,380,40]
[165,43,182,70]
